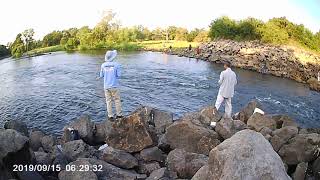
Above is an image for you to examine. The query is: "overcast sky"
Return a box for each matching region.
[1,0,319,44]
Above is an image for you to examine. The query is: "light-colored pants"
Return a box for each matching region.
[215,94,232,118]
[105,88,122,118]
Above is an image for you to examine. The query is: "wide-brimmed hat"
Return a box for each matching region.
[105,50,117,62]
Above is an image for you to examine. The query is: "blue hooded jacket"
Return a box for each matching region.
[99,50,121,89]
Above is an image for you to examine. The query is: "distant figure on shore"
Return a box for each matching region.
[98,50,123,120]
[188,44,192,51]
[318,71,320,82]
[196,46,201,55]
[169,45,172,53]
[213,61,237,118]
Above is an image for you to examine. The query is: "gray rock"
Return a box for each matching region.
[146,167,177,180]
[62,139,97,161]
[0,129,29,159]
[271,126,298,151]
[0,129,33,179]
[191,165,208,180]
[29,130,45,151]
[278,133,320,165]
[247,113,277,131]
[293,162,308,180]
[215,118,247,140]
[41,135,56,152]
[181,106,220,128]
[270,114,299,128]
[149,109,173,134]
[238,100,262,123]
[34,151,51,165]
[80,158,146,180]
[62,115,95,145]
[166,148,208,179]
[100,146,138,169]
[312,156,320,179]
[138,162,161,175]
[140,147,166,163]
[58,159,98,180]
[93,121,106,144]
[163,120,220,155]
[16,171,45,180]
[207,129,290,180]
[4,120,28,137]
[105,108,154,153]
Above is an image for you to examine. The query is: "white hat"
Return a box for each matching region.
[105,50,117,62]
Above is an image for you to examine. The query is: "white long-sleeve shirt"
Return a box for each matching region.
[218,68,237,98]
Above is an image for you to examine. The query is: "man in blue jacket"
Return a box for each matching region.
[98,50,123,120]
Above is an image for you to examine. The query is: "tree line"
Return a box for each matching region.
[4,11,209,58]
[1,12,320,59]
[209,16,320,52]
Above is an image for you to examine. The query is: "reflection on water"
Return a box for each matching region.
[0,51,319,134]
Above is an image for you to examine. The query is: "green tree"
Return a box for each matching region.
[209,16,238,39]
[237,18,263,40]
[193,30,210,42]
[10,33,25,58]
[258,21,289,44]
[175,27,188,41]
[22,28,35,51]
[42,31,63,47]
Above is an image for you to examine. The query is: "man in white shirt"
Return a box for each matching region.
[213,61,237,118]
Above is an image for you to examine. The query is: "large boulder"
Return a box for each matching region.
[41,135,56,152]
[149,108,173,134]
[58,159,98,180]
[191,165,209,180]
[166,148,208,179]
[247,113,277,131]
[270,126,298,152]
[269,114,299,128]
[93,121,107,144]
[4,120,29,136]
[138,161,161,175]
[0,129,34,179]
[307,77,320,91]
[312,156,320,179]
[238,100,262,123]
[207,129,290,180]
[180,106,220,128]
[215,118,247,140]
[278,133,320,165]
[105,109,154,153]
[62,139,97,161]
[29,130,46,151]
[62,115,95,145]
[81,158,146,180]
[99,146,138,169]
[146,168,177,180]
[162,120,220,155]
[140,147,167,163]
[293,162,308,180]
[34,151,51,165]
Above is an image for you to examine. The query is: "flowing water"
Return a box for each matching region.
[0,51,319,134]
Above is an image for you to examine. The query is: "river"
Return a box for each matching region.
[0,51,319,135]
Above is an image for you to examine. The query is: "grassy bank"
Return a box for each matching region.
[136,40,199,50]
[25,42,141,56]
[26,45,64,56]
[24,40,199,56]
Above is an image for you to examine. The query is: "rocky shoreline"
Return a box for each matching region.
[158,40,320,92]
[1,101,320,180]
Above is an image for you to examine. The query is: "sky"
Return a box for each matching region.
[1,0,320,45]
